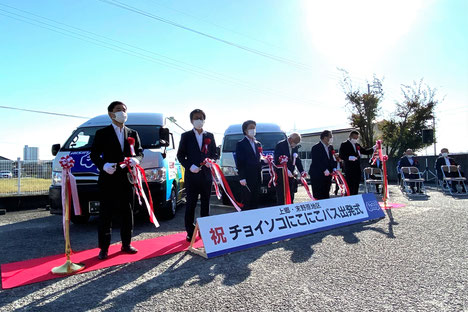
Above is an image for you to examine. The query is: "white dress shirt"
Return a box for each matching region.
[245,136,257,154]
[321,141,329,158]
[112,123,124,152]
[444,157,451,166]
[193,128,205,150]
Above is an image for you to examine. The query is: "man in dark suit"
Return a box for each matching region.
[90,101,143,260]
[435,148,466,193]
[235,120,262,210]
[308,130,337,200]
[338,130,374,195]
[398,149,422,193]
[177,109,217,242]
[274,133,306,205]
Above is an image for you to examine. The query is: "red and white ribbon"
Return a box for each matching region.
[203,158,244,212]
[59,155,81,237]
[120,157,160,228]
[261,154,278,187]
[370,140,389,202]
[331,170,350,197]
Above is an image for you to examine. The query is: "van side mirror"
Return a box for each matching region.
[51,144,61,156]
[159,127,170,147]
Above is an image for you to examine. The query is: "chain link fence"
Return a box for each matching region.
[0,159,52,197]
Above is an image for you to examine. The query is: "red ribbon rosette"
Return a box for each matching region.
[201,137,211,154]
[127,137,136,156]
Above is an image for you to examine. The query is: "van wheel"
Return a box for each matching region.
[163,186,177,219]
[70,210,90,224]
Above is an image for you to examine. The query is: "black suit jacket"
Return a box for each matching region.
[308,141,336,179]
[274,139,304,174]
[339,140,373,172]
[398,156,419,169]
[176,130,217,182]
[435,156,457,179]
[90,124,143,187]
[235,137,262,181]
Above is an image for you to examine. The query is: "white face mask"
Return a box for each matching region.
[407,155,413,158]
[442,152,448,157]
[247,129,256,137]
[350,138,358,144]
[192,119,204,130]
[113,111,127,124]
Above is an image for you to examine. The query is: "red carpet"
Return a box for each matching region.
[1,232,203,289]
[379,202,406,209]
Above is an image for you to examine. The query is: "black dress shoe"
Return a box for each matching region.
[98,249,108,260]
[121,245,138,254]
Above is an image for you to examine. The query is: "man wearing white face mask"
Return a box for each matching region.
[177,109,217,242]
[308,130,337,199]
[398,149,422,194]
[338,130,374,195]
[274,133,306,204]
[90,101,143,260]
[235,120,263,209]
[435,148,466,193]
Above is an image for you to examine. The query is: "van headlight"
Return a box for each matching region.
[52,171,62,186]
[145,167,166,183]
[222,166,238,176]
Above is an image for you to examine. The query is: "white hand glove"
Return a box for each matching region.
[239,179,247,186]
[129,157,140,167]
[103,163,116,175]
[324,169,330,176]
[301,171,307,178]
[349,156,357,161]
[190,164,200,173]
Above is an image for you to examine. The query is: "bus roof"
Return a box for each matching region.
[224,123,284,135]
[78,113,165,127]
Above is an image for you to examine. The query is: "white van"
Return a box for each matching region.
[49,113,185,223]
[219,123,287,204]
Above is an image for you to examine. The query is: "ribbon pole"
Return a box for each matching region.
[52,156,85,275]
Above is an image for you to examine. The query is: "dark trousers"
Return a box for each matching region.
[445,172,466,192]
[98,182,134,251]
[276,171,297,205]
[345,169,361,196]
[185,175,212,237]
[241,174,261,210]
[311,176,332,200]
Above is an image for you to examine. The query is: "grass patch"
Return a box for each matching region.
[0,178,51,196]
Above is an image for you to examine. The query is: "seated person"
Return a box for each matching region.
[435,148,466,193]
[398,149,422,194]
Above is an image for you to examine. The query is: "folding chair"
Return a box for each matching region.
[441,165,467,195]
[400,167,426,196]
[363,167,383,194]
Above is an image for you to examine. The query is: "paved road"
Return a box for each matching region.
[0,185,467,311]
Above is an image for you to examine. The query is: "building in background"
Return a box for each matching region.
[23,145,39,160]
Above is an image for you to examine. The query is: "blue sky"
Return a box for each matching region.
[0,0,467,160]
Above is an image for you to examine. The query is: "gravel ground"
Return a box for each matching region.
[0,185,467,312]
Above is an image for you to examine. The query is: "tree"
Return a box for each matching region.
[340,69,383,148]
[380,79,438,158]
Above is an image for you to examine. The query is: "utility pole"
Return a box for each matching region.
[433,116,436,156]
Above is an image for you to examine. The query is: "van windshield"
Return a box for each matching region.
[222,132,287,152]
[62,125,162,151]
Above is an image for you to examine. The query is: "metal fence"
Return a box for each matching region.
[0,159,53,197]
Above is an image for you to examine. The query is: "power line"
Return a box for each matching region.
[0,4,324,106]
[0,105,90,119]
[97,0,341,79]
